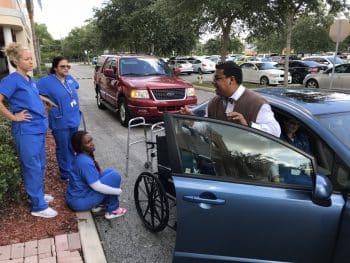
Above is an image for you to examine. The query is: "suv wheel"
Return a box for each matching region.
[306,79,319,88]
[96,90,106,110]
[260,76,269,86]
[118,97,130,127]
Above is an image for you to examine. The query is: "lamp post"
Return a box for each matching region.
[329,16,350,89]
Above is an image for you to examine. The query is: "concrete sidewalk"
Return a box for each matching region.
[0,212,106,263]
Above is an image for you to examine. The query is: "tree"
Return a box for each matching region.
[204,37,243,55]
[62,23,103,62]
[250,14,335,54]
[169,0,268,61]
[35,23,61,63]
[93,0,200,56]
[26,0,42,73]
[246,0,345,85]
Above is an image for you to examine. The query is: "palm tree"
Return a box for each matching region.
[25,0,42,74]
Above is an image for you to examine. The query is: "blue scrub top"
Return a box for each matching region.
[0,72,48,135]
[66,153,99,199]
[37,74,80,130]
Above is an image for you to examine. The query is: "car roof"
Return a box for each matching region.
[103,54,157,59]
[256,87,350,116]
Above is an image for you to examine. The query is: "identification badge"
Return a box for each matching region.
[70,99,77,107]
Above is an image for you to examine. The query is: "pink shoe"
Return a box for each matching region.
[105,207,126,219]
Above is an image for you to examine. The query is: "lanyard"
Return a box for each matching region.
[54,75,73,98]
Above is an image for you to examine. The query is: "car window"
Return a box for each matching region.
[256,63,275,70]
[120,57,171,76]
[317,112,350,150]
[334,64,348,73]
[173,118,314,188]
[241,63,254,69]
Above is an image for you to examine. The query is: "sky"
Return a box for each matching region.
[33,0,105,40]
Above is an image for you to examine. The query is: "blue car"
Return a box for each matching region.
[158,87,350,262]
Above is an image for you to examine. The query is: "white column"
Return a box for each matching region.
[3,27,15,73]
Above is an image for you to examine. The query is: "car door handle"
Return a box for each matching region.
[183,195,225,205]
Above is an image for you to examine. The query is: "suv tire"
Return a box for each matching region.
[118,97,130,127]
[96,90,106,110]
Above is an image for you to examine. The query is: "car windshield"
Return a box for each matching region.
[327,56,344,64]
[317,112,350,150]
[120,58,171,76]
[256,63,275,70]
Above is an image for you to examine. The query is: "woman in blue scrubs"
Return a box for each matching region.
[37,56,80,181]
[66,131,126,219]
[0,43,57,218]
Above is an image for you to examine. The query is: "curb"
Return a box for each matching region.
[76,212,107,263]
[193,84,214,92]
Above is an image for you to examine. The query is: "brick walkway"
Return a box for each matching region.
[0,233,83,263]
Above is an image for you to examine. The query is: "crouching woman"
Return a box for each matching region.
[65,130,126,219]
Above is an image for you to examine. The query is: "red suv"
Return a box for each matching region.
[94,54,197,126]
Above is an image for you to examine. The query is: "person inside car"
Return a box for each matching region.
[279,117,312,186]
[280,117,311,155]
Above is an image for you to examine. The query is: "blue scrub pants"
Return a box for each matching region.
[67,168,121,213]
[52,127,78,180]
[13,133,48,212]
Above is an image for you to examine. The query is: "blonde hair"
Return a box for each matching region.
[5,42,29,68]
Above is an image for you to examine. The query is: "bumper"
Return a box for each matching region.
[128,98,197,119]
[270,76,292,84]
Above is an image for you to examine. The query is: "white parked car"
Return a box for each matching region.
[191,58,216,74]
[240,61,292,85]
[168,59,193,75]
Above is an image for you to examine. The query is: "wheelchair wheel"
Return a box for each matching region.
[134,172,169,232]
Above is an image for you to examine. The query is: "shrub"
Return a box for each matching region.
[0,117,21,206]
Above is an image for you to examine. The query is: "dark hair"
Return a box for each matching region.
[215,61,242,84]
[71,130,102,173]
[71,130,87,153]
[50,55,68,74]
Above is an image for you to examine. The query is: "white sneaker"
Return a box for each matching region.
[31,207,58,218]
[44,194,54,203]
[91,205,105,213]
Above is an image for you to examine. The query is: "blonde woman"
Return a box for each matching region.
[0,43,57,218]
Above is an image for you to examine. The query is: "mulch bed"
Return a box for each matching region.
[0,131,78,246]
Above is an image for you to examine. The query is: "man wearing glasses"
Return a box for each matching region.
[181,61,280,137]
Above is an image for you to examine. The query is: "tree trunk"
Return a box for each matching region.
[284,11,293,86]
[26,0,41,74]
[220,18,233,63]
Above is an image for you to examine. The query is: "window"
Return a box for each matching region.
[174,118,314,187]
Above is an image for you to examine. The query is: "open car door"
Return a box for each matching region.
[163,113,344,263]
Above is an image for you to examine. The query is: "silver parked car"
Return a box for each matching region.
[303,63,350,89]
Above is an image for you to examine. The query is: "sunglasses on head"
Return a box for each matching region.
[58,65,71,69]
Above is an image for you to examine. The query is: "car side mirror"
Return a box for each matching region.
[103,68,116,78]
[312,174,333,207]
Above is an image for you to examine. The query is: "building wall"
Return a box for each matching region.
[0,0,35,77]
